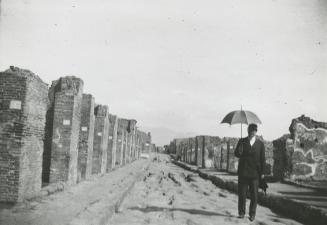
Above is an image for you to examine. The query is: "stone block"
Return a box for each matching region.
[0,66,48,202]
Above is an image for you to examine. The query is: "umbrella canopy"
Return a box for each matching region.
[220,110,262,125]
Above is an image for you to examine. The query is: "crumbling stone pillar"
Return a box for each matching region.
[77,94,95,181]
[128,120,137,162]
[46,76,83,185]
[195,136,203,167]
[0,67,48,202]
[92,105,109,174]
[107,114,118,171]
[115,118,124,166]
[123,130,128,165]
[221,142,228,171]
[287,116,327,181]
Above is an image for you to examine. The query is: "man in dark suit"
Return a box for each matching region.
[235,123,265,221]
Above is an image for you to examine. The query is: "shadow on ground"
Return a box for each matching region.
[128,205,237,218]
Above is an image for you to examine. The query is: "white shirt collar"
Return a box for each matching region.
[249,136,256,146]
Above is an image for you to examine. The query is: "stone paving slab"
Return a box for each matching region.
[0,159,149,225]
[173,160,327,225]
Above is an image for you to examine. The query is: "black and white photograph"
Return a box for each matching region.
[0,0,326,224]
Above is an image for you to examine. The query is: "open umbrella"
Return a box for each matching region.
[220,107,262,138]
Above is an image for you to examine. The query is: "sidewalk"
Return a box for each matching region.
[0,159,149,225]
[173,160,327,225]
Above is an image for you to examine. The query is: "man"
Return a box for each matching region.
[234,123,265,221]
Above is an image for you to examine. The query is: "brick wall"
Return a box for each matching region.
[77,94,95,181]
[92,105,109,174]
[0,67,48,202]
[47,76,83,185]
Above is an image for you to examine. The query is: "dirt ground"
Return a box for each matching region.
[110,154,303,225]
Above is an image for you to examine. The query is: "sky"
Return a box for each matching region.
[0,0,326,146]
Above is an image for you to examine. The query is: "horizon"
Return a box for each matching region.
[0,0,326,146]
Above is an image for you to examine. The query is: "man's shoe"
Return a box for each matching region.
[238,214,245,219]
[249,216,255,221]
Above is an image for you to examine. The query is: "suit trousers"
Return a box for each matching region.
[238,176,258,217]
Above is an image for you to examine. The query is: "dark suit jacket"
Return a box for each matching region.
[234,136,265,179]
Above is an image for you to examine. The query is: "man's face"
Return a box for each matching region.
[248,129,257,138]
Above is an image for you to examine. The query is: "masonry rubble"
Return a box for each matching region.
[0,66,153,203]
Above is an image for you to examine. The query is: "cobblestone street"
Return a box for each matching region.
[110,155,303,225]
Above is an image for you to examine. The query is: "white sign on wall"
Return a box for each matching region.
[97,132,102,136]
[9,100,22,110]
[81,126,88,131]
[109,136,113,140]
[63,120,71,125]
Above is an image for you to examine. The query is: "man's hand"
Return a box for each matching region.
[261,174,265,179]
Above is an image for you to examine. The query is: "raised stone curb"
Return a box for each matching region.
[173,160,327,225]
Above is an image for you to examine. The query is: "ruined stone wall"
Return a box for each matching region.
[107,114,118,171]
[0,66,151,202]
[92,105,109,174]
[78,94,95,181]
[289,122,327,181]
[48,76,83,185]
[173,134,272,174]
[272,116,327,182]
[0,67,48,202]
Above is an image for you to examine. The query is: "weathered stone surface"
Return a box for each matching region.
[107,114,118,171]
[289,115,327,139]
[292,163,312,176]
[77,94,95,181]
[0,67,48,202]
[116,118,126,166]
[127,120,137,163]
[195,136,203,167]
[92,104,109,174]
[47,76,83,185]
[291,122,327,180]
[274,116,327,182]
